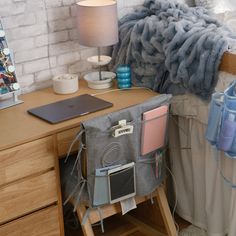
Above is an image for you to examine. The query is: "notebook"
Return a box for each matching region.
[108,162,136,204]
[141,105,168,155]
[27,94,113,124]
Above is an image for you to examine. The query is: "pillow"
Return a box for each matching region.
[195,0,236,14]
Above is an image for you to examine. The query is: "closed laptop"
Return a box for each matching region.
[27,94,113,124]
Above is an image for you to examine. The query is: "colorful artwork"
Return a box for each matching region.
[0,20,19,95]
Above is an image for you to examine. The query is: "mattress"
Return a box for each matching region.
[171,71,236,124]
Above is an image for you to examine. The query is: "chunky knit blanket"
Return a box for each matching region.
[110,0,234,100]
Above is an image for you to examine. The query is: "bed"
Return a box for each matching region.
[113,1,236,235]
[167,8,236,233]
[169,31,236,236]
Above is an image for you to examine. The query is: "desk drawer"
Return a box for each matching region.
[0,170,57,224]
[57,126,81,157]
[0,206,60,236]
[0,136,55,186]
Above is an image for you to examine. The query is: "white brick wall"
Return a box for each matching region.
[15,46,48,63]
[23,58,50,74]
[48,30,69,44]
[47,7,70,21]
[44,0,62,8]
[6,24,48,40]
[58,51,80,65]
[35,35,49,47]
[0,0,144,94]
[9,38,35,52]
[1,13,36,29]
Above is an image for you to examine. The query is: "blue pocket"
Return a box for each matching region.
[225,137,236,158]
[224,80,236,110]
[217,106,236,153]
[205,92,224,145]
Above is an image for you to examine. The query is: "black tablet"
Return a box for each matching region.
[108,162,136,204]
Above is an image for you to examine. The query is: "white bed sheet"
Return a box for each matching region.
[169,72,236,236]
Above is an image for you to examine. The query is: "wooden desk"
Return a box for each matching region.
[0,80,176,235]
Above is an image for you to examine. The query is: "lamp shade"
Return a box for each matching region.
[76,0,118,47]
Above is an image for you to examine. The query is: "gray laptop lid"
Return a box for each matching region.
[27,94,113,124]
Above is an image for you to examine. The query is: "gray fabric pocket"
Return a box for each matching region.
[82,94,172,207]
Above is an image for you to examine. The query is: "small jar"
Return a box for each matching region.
[116,64,131,89]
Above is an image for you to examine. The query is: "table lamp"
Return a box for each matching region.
[76,0,118,89]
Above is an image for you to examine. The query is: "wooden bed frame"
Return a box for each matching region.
[220,52,236,74]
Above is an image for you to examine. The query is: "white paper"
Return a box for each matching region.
[120,197,137,215]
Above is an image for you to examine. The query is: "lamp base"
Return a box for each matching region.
[84,71,116,89]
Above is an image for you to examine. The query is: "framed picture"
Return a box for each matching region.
[0,21,20,95]
[0,20,22,109]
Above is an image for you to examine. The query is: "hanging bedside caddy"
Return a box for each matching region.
[206,80,236,158]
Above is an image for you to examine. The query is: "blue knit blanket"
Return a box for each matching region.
[110,0,235,100]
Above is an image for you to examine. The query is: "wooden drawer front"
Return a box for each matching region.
[0,136,55,186]
[0,206,60,236]
[57,126,80,157]
[0,170,57,224]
